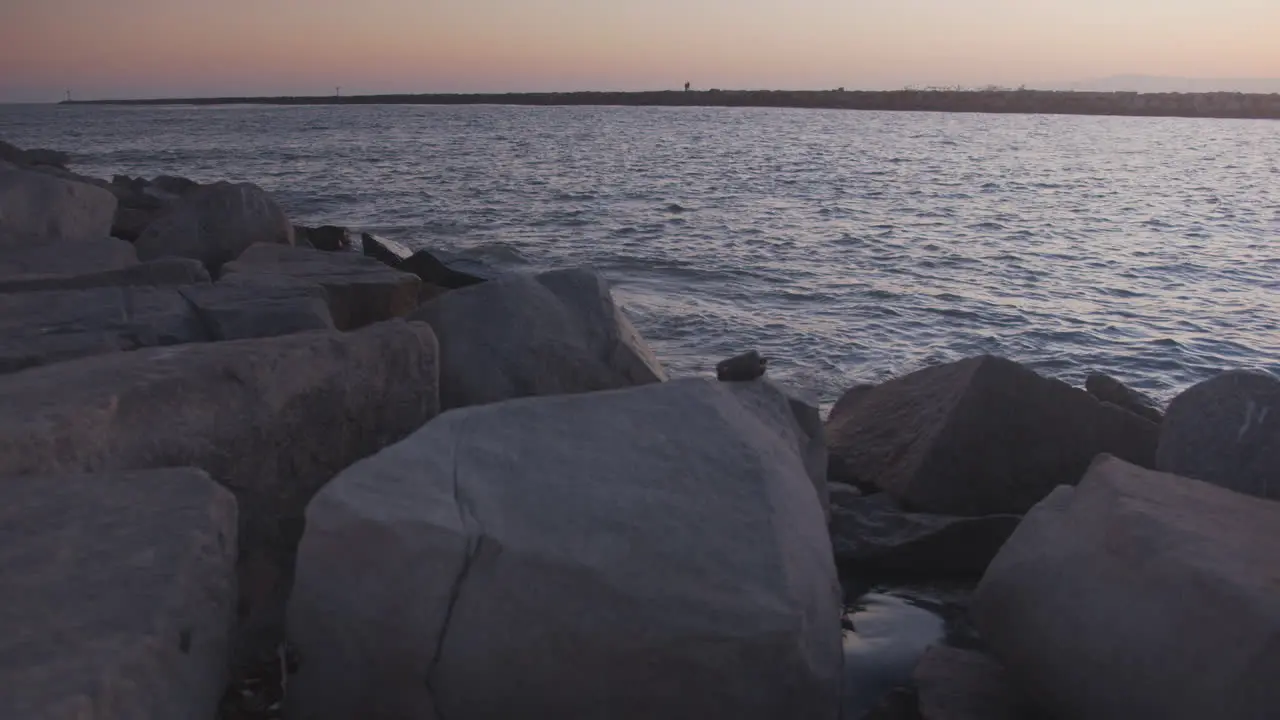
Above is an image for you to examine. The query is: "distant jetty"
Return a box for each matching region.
[64,88,1280,120]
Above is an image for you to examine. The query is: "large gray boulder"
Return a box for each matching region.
[0,286,208,374]
[971,455,1280,720]
[830,494,1020,574]
[0,320,441,666]
[0,258,210,294]
[0,165,117,242]
[222,243,420,331]
[0,468,237,720]
[825,356,1159,515]
[1156,369,1280,500]
[410,267,667,410]
[288,378,840,720]
[134,182,293,271]
[181,280,335,340]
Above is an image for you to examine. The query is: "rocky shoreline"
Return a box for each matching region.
[1,139,1278,720]
[64,88,1280,121]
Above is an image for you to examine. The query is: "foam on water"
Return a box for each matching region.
[4,103,1277,406]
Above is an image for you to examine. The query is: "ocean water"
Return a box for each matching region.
[3,103,1277,406]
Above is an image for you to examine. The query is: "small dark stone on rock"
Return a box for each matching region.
[1085,372,1163,424]
[307,225,353,252]
[716,350,767,382]
[401,248,486,289]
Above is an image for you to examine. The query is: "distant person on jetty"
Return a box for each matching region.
[685,82,691,92]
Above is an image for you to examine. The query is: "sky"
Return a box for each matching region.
[2,0,1279,102]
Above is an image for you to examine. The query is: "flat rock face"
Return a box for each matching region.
[0,468,237,720]
[411,267,667,410]
[0,286,209,374]
[913,647,1030,720]
[1156,369,1280,500]
[0,236,139,278]
[0,320,441,665]
[971,455,1280,720]
[825,355,1159,515]
[134,182,294,271]
[0,258,210,294]
[180,280,335,341]
[830,494,1020,574]
[0,166,117,243]
[288,378,841,720]
[222,243,420,331]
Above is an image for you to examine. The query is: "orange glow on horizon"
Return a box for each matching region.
[3,0,1279,101]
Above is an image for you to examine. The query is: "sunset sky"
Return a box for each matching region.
[2,0,1278,102]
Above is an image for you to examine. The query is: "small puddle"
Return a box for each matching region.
[840,577,980,719]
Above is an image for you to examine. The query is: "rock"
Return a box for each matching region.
[0,468,237,720]
[913,647,1032,720]
[0,236,138,278]
[829,481,864,508]
[0,258,209,294]
[0,165,117,243]
[22,147,71,168]
[830,494,1020,574]
[410,267,666,410]
[0,140,22,165]
[222,243,421,331]
[288,377,840,720]
[181,280,335,340]
[1156,369,1280,501]
[716,349,767,381]
[0,286,209,374]
[401,248,487,289]
[1085,372,1162,423]
[111,205,158,241]
[862,688,923,720]
[134,182,294,272]
[298,225,352,252]
[971,455,1280,720]
[0,320,441,666]
[825,356,1159,515]
[360,231,413,267]
[151,174,200,197]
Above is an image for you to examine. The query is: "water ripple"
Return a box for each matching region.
[4,104,1279,406]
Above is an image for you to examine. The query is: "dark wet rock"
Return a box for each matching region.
[294,225,352,252]
[0,236,138,278]
[972,454,1280,720]
[0,258,210,294]
[410,267,666,410]
[0,320,441,668]
[181,280,335,341]
[135,182,294,272]
[0,140,22,165]
[401,248,486,289]
[826,355,1158,515]
[0,468,237,720]
[1156,369,1280,501]
[716,349,767,381]
[826,383,878,491]
[831,494,1020,574]
[0,165,117,243]
[862,688,923,720]
[289,378,839,720]
[22,147,71,168]
[0,286,209,374]
[151,174,201,197]
[360,232,413,267]
[112,205,159,241]
[222,243,420,331]
[1085,372,1163,423]
[913,646,1035,720]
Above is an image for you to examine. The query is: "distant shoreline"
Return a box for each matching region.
[62,89,1280,120]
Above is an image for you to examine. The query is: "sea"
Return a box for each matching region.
[2,103,1277,407]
